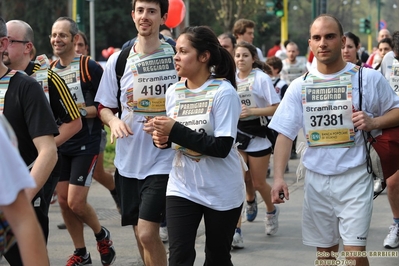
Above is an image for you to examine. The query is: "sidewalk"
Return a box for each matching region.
[2,142,399,265]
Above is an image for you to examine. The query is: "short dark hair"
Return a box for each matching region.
[218,33,236,47]
[132,0,169,17]
[232,19,255,39]
[54,17,79,37]
[266,56,283,73]
[77,30,89,46]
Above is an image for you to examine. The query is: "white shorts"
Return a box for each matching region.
[302,163,373,248]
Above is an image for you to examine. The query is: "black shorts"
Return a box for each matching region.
[246,147,272,157]
[115,169,168,226]
[59,154,98,186]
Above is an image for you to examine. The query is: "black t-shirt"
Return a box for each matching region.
[25,62,81,124]
[3,70,59,166]
[52,57,103,155]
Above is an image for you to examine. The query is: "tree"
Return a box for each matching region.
[206,0,268,33]
[0,0,68,57]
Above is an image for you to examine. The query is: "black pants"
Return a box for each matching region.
[166,196,242,266]
[4,190,48,266]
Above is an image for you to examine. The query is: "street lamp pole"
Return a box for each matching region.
[88,0,95,60]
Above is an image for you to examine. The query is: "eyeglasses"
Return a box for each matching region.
[8,39,29,46]
[49,33,70,40]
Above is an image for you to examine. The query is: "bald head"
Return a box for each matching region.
[4,20,34,70]
[378,29,391,42]
[7,20,34,43]
[310,15,343,37]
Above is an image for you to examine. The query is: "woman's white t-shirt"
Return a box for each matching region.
[165,79,245,211]
[236,69,281,152]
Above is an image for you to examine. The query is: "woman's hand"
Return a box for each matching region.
[240,104,253,119]
[153,116,176,136]
[152,130,170,148]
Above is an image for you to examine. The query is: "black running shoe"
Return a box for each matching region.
[97,227,116,265]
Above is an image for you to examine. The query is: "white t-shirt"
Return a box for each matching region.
[269,62,399,175]
[236,69,281,152]
[271,77,288,99]
[380,50,395,80]
[165,79,245,211]
[256,47,265,62]
[95,46,175,179]
[281,59,307,85]
[0,115,35,206]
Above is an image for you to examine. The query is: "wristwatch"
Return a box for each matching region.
[79,108,87,117]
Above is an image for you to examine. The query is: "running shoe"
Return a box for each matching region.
[97,227,116,265]
[265,205,280,235]
[66,252,92,266]
[231,228,244,249]
[246,195,258,222]
[383,224,399,249]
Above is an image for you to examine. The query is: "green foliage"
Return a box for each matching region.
[103,126,115,170]
[0,0,68,57]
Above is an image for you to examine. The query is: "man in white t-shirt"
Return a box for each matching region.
[280,42,307,85]
[270,15,399,266]
[232,18,265,61]
[95,1,176,265]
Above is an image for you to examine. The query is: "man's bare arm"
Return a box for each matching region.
[26,135,58,201]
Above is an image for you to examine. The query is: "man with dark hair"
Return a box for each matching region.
[218,33,236,57]
[232,18,264,61]
[95,1,176,265]
[75,30,89,55]
[0,17,59,265]
[271,14,399,265]
[49,16,116,265]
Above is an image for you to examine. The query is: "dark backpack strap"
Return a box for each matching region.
[273,77,280,87]
[80,55,91,83]
[115,45,132,118]
[50,59,58,69]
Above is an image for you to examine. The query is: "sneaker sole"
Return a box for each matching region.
[102,254,116,266]
[384,243,399,249]
[231,244,244,249]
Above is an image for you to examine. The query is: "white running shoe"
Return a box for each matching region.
[265,205,280,235]
[231,229,244,249]
[159,225,168,242]
[383,224,399,249]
